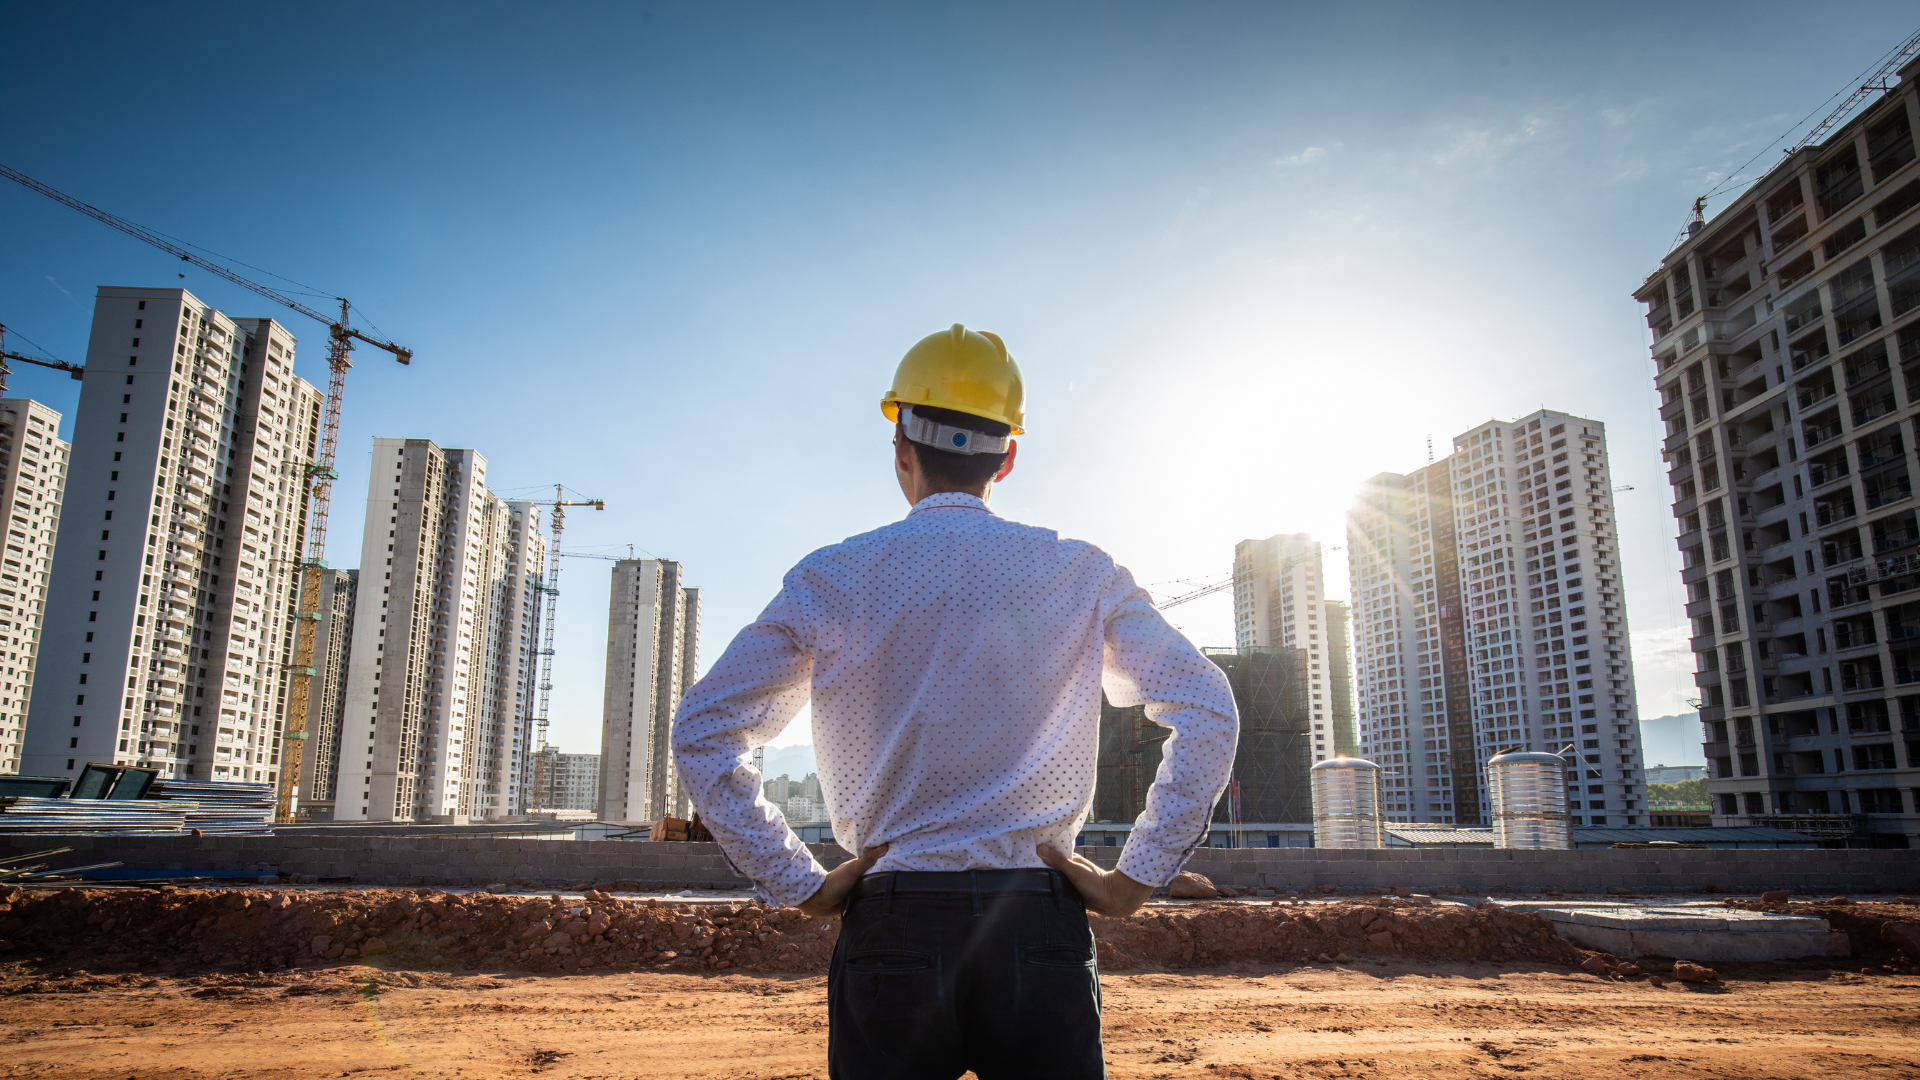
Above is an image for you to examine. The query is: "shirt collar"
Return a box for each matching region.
[909,491,992,516]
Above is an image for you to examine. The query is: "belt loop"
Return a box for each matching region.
[970,869,982,917]
[884,872,897,918]
[1048,869,1062,912]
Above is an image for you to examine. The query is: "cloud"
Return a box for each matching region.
[1428,117,1548,168]
[1275,146,1327,168]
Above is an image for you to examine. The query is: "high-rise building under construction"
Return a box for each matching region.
[1232,533,1349,760]
[0,399,66,775]
[24,287,320,786]
[294,568,356,820]
[1348,412,1646,825]
[1325,599,1358,756]
[599,558,699,822]
[332,439,545,822]
[1634,56,1920,843]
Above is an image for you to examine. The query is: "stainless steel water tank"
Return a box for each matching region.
[1486,750,1570,849]
[1311,758,1384,849]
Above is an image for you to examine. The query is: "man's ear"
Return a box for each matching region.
[992,439,1018,483]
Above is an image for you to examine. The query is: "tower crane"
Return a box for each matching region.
[527,486,604,811]
[0,165,413,822]
[1156,547,1342,611]
[0,323,85,393]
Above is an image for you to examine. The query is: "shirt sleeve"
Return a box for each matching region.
[671,582,827,908]
[1098,565,1240,888]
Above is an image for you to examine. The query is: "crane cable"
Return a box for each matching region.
[1676,27,1920,246]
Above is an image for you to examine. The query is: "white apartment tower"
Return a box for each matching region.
[1347,411,1647,826]
[599,558,699,822]
[1232,533,1338,760]
[332,439,545,822]
[25,287,321,785]
[0,399,67,773]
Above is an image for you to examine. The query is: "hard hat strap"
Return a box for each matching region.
[900,406,1008,456]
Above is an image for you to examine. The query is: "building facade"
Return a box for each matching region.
[529,747,600,812]
[24,288,321,787]
[1348,411,1646,826]
[1204,646,1314,830]
[1325,599,1358,756]
[599,558,699,822]
[331,439,545,822]
[1232,533,1341,760]
[295,567,357,820]
[1634,56,1920,843]
[0,399,66,774]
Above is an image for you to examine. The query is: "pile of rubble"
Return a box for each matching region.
[1730,894,1920,967]
[1091,895,1589,969]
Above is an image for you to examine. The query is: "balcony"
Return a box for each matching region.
[1853,391,1899,427]
[1804,420,1844,448]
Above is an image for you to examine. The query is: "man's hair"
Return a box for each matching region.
[901,404,1011,488]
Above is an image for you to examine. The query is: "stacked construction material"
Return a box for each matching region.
[0,795,191,833]
[149,779,277,835]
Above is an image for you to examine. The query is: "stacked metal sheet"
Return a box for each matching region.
[149,779,277,835]
[0,796,192,834]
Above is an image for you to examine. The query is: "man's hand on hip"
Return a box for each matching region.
[797,844,889,918]
[1036,842,1154,917]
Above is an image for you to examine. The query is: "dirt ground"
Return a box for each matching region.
[2,960,1917,1080]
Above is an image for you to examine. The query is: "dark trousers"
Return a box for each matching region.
[827,869,1106,1080]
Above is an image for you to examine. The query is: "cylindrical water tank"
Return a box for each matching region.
[1486,750,1570,849]
[1311,758,1384,849]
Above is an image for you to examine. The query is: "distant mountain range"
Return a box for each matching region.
[762,743,818,782]
[1639,713,1706,767]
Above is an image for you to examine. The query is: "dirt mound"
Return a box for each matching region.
[1091,897,1587,969]
[0,885,1601,978]
[0,884,838,976]
[1728,897,1920,965]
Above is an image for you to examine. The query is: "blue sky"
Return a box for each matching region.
[4,3,1917,756]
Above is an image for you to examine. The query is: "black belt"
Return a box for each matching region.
[851,868,1068,899]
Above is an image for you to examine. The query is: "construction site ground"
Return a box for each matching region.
[1,886,1916,1079]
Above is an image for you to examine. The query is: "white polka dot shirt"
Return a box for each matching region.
[672,491,1240,907]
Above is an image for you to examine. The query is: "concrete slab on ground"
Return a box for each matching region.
[1492,899,1850,960]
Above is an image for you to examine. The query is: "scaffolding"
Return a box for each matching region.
[1205,647,1315,839]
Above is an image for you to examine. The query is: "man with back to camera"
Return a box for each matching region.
[672,324,1239,1079]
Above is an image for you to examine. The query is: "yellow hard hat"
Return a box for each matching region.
[881,323,1026,434]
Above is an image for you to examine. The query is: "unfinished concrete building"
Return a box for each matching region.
[529,746,599,812]
[598,558,699,823]
[1349,412,1645,826]
[1232,533,1342,760]
[1325,599,1359,756]
[1634,55,1920,845]
[332,440,545,822]
[1205,646,1314,831]
[0,399,66,775]
[294,568,356,820]
[24,288,320,788]
[1095,646,1312,838]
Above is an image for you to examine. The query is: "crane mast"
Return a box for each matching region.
[527,486,603,812]
[0,165,411,821]
[276,302,360,822]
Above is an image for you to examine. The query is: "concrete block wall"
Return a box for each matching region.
[1079,846,1920,894]
[0,834,1913,894]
